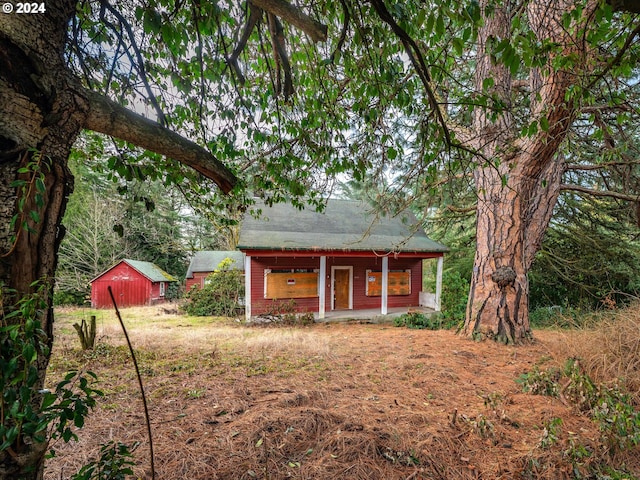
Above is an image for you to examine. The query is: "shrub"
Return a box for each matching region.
[519,359,640,456]
[439,270,469,328]
[393,311,455,330]
[256,299,315,326]
[182,258,244,317]
[54,287,88,306]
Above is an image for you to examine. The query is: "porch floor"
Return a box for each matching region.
[314,306,436,323]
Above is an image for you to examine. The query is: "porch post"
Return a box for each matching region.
[244,255,252,321]
[381,256,388,315]
[318,256,326,319]
[435,255,443,312]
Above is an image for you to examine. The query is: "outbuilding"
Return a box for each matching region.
[237,199,447,320]
[90,259,178,308]
[185,250,245,291]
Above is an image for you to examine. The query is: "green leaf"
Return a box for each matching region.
[22,343,37,364]
[35,177,45,193]
[539,116,549,132]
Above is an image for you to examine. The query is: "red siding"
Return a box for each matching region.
[186,272,211,291]
[247,254,426,316]
[91,262,166,308]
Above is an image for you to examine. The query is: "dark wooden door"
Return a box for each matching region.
[334,269,350,309]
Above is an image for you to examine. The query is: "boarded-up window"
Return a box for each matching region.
[265,270,319,299]
[366,270,411,296]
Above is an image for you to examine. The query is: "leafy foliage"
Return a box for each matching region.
[394,311,449,330]
[530,195,640,310]
[0,285,103,459]
[70,441,138,480]
[182,258,244,317]
[519,359,640,456]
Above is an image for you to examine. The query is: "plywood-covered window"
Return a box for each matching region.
[365,270,411,296]
[264,269,319,299]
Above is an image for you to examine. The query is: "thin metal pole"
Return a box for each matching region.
[107,286,155,479]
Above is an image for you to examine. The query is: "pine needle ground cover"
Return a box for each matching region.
[44,306,640,479]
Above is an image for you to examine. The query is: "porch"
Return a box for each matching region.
[315,306,437,323]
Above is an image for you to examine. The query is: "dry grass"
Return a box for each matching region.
[43,306,640,479]
[543,303,640,404]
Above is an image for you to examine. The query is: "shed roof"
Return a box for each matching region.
[92,259,178,283]
[237,199,448,254]
[186,251,245,278]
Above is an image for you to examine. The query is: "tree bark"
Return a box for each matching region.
[461,0,591,343]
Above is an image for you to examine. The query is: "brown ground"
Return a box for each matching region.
[43,307,640,479]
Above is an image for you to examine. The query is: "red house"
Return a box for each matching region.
[90,259,178,308]
[185,251,245,291]
[237,199,447,320]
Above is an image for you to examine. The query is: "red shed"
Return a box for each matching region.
[90,259,178,308]
[237,199,448,320]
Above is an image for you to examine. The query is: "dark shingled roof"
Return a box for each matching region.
[186,251,245,278]
[237,199,448,253]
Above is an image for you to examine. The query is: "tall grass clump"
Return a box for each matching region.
[547,301,640,405]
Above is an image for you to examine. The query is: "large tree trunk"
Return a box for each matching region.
[461,0,591,343]
[1,3,85,478]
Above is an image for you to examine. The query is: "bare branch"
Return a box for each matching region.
[251,0,328,43]
[565,160,640,171]
[561,183,640,202]
[268,13,294,99]
[228,3,263,84]
[83,88,237,193]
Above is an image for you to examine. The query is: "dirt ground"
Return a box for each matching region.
[43,308,640,479]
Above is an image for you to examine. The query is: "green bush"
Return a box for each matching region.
[439,270,469,327]
[394,312,452,330]
[182,258,244,317]
[529,305,584,329]
[53,287,88,306]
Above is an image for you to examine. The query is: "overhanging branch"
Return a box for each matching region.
[83,89,237,193]
[565,159,640,171]
[251,0,328,42]
[561,183,640,202]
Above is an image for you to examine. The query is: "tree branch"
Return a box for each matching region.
[251,0,328,43]
[608,0,640,14]
[584,20,640,92]
[369,0,451,146]
[328,0,350,63]
[560,183,640,202]
[228,3,263,84]
[99,0,168,126]
[564,160,640,171]
[267,13,294,99]
[83,89,237,193]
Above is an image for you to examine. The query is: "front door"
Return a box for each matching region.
[333,268,351,310]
